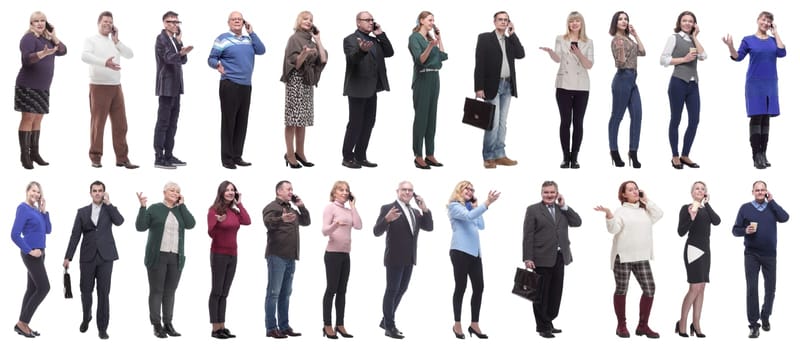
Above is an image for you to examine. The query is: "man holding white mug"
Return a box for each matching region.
[732,180,789,338]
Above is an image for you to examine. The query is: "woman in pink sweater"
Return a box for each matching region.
[321,181,362,339]
[207,180,251,339]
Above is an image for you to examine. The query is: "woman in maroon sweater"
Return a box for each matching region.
[207,181,251,339]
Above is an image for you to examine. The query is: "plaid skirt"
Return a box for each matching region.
[14,86,50,114]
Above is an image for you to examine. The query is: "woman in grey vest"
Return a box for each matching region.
[661,11,706,169]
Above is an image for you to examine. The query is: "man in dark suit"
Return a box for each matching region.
[373,181,433,339]
[63,181,125,339]
[154,11,193,169]
[341,11,394,169]
[474,11,525,169]
[522,180,582,338]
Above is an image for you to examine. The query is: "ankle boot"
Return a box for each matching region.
[635,295,659,338]
[18,131,33,170]
[560,151,570,168]
[29,130,49,166]
[627,151,641,168]
[570,150,580,169]
[610,151,625,167]
[613,294,629,338]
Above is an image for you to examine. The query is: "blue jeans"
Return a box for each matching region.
[382,265,413,329]
[667,77,700,157]
[744,253,776,327]
[265,255,295,331]
[608,69,642,151]
[483,79,512,160]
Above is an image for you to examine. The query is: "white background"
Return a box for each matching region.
[3,1,799,349]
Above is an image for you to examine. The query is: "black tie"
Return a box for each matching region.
[548,205,556,220]
[406,203,417,233]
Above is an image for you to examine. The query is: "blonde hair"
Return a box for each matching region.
[412,11,435,40]
[329,181,350,201]
[294,11,313,31]
[562,11,589,42]
[447,180,473,206]
[28,11,48,37]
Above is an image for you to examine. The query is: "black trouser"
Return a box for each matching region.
[154,95,181,159]
[19,250,50,323]
[450,249,484,322]
[382,265,413,329]
[556,88,589,156]
[209,253,237,323]
[532,252,565,332]
[80,252,114,331]
[323,252,351,326]
[342,95,378,161]
[219,79,252,165]
[147,252,181,325]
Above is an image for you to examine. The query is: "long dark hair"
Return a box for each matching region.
[608,11,630,36]
[673,11,697,34]
[211,180,237,215]
[617,180,646,210]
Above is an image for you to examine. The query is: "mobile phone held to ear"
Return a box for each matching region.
[347,193,354,201]
[311,25,319,35]
[432,24,440,35]
[234,192,240,202]
[111,25,117,35]
[45,21,54,32]
[243,19,251,31]
[290,194,298,203]
[373,22,380,31]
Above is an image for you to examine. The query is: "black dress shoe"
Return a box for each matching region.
[116,161,140,169]
[211,329,230,339]
[385,327,405,339]
[539,330,555,338]
[80,318,91,333]
[222,328,236,338]
[295,153,314,167]
[424,158,443,167]
[749,325,760,338]
[356,159,378,168]
[762,320,771,332]
[222,162,237,169]
[680,158,700,168]
[99,330,109,339]
[468,326,488,339]
[235,159,252,166]
[282,328,301,337]
[14,324,35,338]
[267,329,288,338]
[342,160,362,169]
[164,323,181,337]
[153,325,167,338]
[551,328,562,334]
[414,159,431,169]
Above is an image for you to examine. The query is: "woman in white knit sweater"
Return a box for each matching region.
[594,180,663,339]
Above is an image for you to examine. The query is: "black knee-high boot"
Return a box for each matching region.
[761,125,771,167]
[749,124,765,169]
[18,131,33,169]
[30,130,49,166]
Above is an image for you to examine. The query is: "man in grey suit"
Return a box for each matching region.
[373,181,433,339]
[341,11,394,169]
[522,180,581,338]
[63,181,125,339]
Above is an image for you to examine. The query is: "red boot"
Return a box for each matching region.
[635,295,660,338]
[613,294,629,338]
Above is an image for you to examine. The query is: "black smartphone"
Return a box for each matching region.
[311,25,319,35]
[243,19,251,31]
[373,22,380,30]
[571,41,578,49]
[234,192,240,201]
[433,24,440,35]
[45,21,54,32]
[347,193,354,201]
[290,194,298,203]
[111,25,117,35]
[176,26,181,35]
[638,190,644,197]
[765,193,770,199]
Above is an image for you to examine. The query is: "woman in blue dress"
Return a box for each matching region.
[723,11,785,169]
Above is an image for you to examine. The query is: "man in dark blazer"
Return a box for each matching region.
[154,11,193,169]
[341,11,394,169]
[373,181,433,339]
[474,11,525,169]
[522,180,582,338]
[63,181,125,339]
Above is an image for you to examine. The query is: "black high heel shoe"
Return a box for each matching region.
[335,326,353,338]
[284,154,302,169]
[414,158,431,169]
[675,321,688,337]
[322,327,338,339]
[610,151,625,167]
[452,327,465,339]
[690,323,705,338]
[628,151,641,168]
[467,326,488,339]
[295,153,314,167]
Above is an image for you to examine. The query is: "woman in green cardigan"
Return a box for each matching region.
[136,181,196,338]
[409,10,447,169]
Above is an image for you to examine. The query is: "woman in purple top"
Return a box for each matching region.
[321,181,362,339]
[10,181,52,338]
[15,11,67,169]
[723,11,786,169]
[207,180,251,339]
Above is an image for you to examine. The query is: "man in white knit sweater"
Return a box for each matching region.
[81,11,138,169]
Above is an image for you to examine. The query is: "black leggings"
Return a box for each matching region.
[323,252,350,326]
[209,253,237,323]
[20,250,50,323]
[450,249,484,322]
[556,88,590,155]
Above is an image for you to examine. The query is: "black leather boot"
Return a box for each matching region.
[18,131,33,169]
[30,130,49,166]
[628,151,641,168]
[570,150,580,169]
[560,151,570,168]
[610,150,625,167]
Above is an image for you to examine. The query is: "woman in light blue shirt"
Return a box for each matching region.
[447,180,499,339]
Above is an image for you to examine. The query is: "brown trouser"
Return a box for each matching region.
[89,84,129,163]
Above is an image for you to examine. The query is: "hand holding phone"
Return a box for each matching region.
[432,24,440,36]
[311,25,319,35]
[373,22,381,31]
[234,192,240,202]
[45,21,54,32]
[347,193,355,201]
[290,194,298,203]
[243,19,251,32]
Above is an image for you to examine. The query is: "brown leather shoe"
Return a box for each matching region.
[483,160,496,169]
[494,157,518,166]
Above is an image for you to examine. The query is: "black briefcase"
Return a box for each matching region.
[511,267,542,303]
[64,268,73,299]
[462,97,495,130]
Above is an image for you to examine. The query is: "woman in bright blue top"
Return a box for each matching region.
[723,11,786,169]
[10,181,52,338]
[447,180,500,339]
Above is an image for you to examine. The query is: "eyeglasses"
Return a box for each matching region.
[229,17,243,22]
[399,188,414,192]
[165,20,182,24]
[358,18,375,22]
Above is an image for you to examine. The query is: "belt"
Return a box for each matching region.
[617,68,636,73]
[419,68,439,73]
